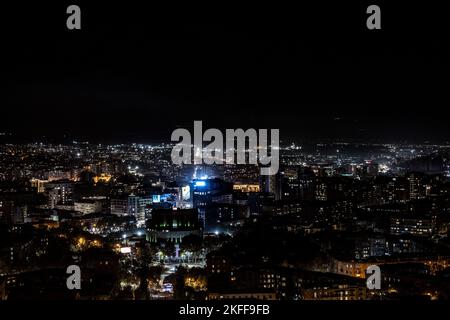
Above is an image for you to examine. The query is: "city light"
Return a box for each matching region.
[4,3,450,304]
[1,122,449,303]
[120,247,131,254]
[194,181,206,187]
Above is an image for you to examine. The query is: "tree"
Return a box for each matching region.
[160,241,175,258]
[181,234,203,263]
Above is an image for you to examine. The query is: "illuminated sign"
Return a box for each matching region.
[152,195,161,203]
[194,181,206,187]
[182,186,190,200]
[120,247,131,254]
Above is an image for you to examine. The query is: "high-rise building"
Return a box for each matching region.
[192,178,233,230]
[110,195,152,225]
[259,173,281,201]
[110,197,128,216]
[406,172,426,200]
[46,181,74,208]
[0,200,26,225]
[30,179,48,193]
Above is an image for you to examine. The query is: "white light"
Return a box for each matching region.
[214,230,219,235]
[122,234,127,239]
[137,231,142,236]
[120,247,131,254]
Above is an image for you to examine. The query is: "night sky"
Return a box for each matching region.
[2,2,450,143]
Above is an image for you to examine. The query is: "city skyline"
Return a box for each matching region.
[1,139,450,300]
[2,2,450,305]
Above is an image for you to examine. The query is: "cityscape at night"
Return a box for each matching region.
[2,2,450,313]
[2,140,450,300]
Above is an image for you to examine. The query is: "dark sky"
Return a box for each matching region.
[2,2,450,143]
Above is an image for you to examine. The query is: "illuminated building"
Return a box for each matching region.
[110,198,127,216]
[406,172,426,200]
[47,170,72,181]
[303,284,367,300]
[390,215,434,237]
[192,178,233,230]
[259,173,281,201]
[30,179,48,193]
[315,182,328,201]
[46,181,74,208]
[110,195,152,222]
[312,177,353,202]
[329,258,372,278]
[233,184,260,193]
[74,200,103,215]
[147,208,202,243]
[205,202,249,232]
[127,195,140,216]
[93,173,112,184]
[297,167,315,201]
[138,196,153,224]
[207,290,276,300]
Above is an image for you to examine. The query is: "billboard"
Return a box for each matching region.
[182,186,190,200]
